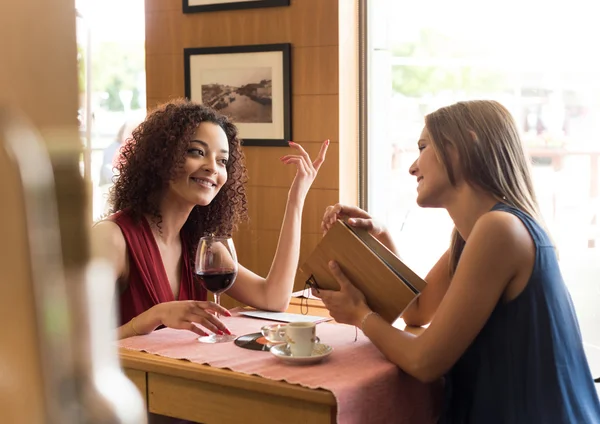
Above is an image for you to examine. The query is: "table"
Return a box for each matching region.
[120,298,425,423]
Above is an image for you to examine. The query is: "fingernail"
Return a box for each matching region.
[329,260,337,269]
[225,328,232,335]
[288,141,295,145]
[217,330,224,335]
[326,139,330,145]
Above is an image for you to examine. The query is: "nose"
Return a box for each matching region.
[201,155,218,174]
[409,158,418,176]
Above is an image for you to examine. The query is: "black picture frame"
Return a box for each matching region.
[184,43,291,147]
[183,0,289,14]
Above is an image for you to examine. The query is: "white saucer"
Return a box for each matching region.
[270,342,333,365]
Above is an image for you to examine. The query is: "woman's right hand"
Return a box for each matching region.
[321,203,386,237]
[152,300,233,337]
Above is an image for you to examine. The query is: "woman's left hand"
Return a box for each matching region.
[281,139,329,201]
[311,260,372,327]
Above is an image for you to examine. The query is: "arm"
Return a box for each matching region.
[227,140,329,312]
[91,221,231,339]
[401,249,452,326]
[318,211,533,382]
[230,193,304,311]
[91,220,142,339]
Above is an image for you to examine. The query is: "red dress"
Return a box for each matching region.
[109,210,207,325]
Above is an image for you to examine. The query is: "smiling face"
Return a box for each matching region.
[168,121,230,207]
[408,126,455,208]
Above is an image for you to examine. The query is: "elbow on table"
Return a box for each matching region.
[402,315,431,327]
[265,296,291,312]
[401,306,432,327]
[403,352,445,384]
[269,303,288,313]
[411,367,443,384]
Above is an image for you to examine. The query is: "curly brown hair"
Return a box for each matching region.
[109,98,248,244]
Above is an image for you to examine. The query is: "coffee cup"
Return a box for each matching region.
[285,322,318,356]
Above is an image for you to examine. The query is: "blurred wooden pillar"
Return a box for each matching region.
[0,0,88,264]
[0,1,83,423]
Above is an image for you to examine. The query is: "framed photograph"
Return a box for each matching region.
[183,0,289,14]
[184,44,291,147]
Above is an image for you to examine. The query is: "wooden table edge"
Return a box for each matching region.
[120,348,337,406]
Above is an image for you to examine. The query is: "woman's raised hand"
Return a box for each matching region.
[281,140,329,201]
[321,203,386,237]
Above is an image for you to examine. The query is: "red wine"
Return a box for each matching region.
[198,269,237,294]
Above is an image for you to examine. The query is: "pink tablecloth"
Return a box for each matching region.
[119,314,441,424]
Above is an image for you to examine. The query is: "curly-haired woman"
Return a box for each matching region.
[92,99,328,339]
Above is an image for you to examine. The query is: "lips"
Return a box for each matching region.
[190,177,216,188]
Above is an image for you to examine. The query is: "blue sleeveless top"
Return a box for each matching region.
[440,203,600,423]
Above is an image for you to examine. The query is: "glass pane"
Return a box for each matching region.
[76,0,146,220]
[368,0,600,376]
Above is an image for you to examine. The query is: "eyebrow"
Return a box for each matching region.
[417,138,427,144]
[191,139,229,155]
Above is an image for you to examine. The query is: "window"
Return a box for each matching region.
[76,0,146,220]
[365,0,600,375]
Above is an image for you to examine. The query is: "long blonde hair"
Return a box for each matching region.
[425,100,545,275]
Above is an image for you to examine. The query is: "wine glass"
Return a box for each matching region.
[195,235,238,343]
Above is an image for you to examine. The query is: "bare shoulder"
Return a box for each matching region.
[92,220,126,250]
[91,220,127,276]
[473,210,531,242]
[468,210,533,258]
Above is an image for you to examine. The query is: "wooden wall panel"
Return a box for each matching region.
[145,54,184,100]
[292,46,339,95]
[145,0,346,308]
[233,229,324,292]
[244,142,339,190]
[245,186,338,234]
[144,0,179,12]
[145,97,172,110]
[291,95,339,142]
[145,0,338,55]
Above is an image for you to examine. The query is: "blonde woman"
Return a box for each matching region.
[318,101,600,423]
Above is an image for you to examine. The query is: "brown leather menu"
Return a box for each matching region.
[300,220,427,323]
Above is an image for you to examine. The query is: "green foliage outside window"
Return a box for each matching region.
[391,29,508,97]
[91,41,145,111]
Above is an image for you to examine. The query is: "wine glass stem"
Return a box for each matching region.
[214,292,221,319]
